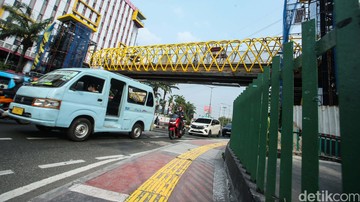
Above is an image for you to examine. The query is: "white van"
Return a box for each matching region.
[8,68,155,141]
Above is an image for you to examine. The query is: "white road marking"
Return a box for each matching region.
[95,149,158,160]
[0,138,12,140]
[0,157,127,201]
[69,184,129,202]
[130,148,158,157]
[39,160,86,169]
[26,137,58,140]
[95,155,125,160]
[0,170,14,176]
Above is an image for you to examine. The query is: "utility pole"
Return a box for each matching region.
[208,86,214,117]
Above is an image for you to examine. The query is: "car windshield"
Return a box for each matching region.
[31,70,79,87]
[225,123,232,128]
[194,118,212,124]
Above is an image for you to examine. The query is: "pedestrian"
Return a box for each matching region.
[155,116,159,126]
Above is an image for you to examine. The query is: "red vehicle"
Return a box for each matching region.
[0,95,29,124]
[168,114,185,140]
[0,95,12,117]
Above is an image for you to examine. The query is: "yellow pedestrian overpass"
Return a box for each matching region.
[89,37,301,86]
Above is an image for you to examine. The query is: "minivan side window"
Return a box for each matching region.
[146,92,154,107]
[71,75,105,93]
[128,86,147,105]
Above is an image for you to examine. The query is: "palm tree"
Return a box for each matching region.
[0,3,52,72]
[161,82,179,114]
[167,95,175,114]
[146,81,179,114]
[146,81,164,113]
[173,95,196,123]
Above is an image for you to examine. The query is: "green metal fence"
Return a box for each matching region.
[229,0,360,201]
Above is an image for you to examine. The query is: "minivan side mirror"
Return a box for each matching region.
[72,81,84,91]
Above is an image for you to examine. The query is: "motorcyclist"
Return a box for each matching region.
[176,106,185,134]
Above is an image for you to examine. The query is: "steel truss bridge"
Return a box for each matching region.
[89,37,301,85]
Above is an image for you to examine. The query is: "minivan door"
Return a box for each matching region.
[59,75,107,128]
[104,79,126,128]
[106,79,125,117]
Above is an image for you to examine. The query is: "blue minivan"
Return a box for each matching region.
[8,68,155,141]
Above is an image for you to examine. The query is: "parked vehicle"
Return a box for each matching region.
[0,70,31,90]
[8,68,155,141]
[188,117,221,137]
[0,71,31,124]
[222,123,232,137]
[0,95,30,124]
[168,113,185,140]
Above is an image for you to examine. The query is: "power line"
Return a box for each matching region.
[245,18,283,38]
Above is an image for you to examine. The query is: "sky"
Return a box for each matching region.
[131,0,285,118]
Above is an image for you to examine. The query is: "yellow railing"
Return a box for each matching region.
[90,37,301,73]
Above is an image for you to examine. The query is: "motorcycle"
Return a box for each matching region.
[168,114,185,140]
[0,95,29,124]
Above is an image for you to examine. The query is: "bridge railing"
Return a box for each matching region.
[229,0,360,201]
[90,37,301,73]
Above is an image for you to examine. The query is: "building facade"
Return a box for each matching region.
[0,0,145,70]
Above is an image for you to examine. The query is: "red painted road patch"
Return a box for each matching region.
[86,151,176,194]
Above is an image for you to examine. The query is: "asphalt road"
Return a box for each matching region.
[0,119,229,201]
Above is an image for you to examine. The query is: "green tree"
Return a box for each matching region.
[146,81,179,114]
[219,116,232,126]
[146,81,163,113]
[167,95,175,114]
[173,95,196,124]
[160,82,178,114]
[0,3,52,72]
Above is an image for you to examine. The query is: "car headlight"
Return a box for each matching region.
[32,98,61,109]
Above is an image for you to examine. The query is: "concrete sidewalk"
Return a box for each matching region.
[31,139,231,202]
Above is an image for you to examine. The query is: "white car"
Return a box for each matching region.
[188,118,221,137]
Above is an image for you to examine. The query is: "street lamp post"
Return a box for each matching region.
[208,86,214,117]
[220,103,231,118]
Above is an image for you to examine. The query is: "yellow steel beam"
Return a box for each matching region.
[57,0,101,32]
[90,37,302,73]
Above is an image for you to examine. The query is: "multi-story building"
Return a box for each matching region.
[0,0,145,71]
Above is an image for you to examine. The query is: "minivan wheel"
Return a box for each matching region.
[130,123,143,139]
[217,131,221,138]
[67,118,92,141]
[208,130,212,138]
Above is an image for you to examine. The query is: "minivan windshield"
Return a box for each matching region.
[31,70,79,87]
